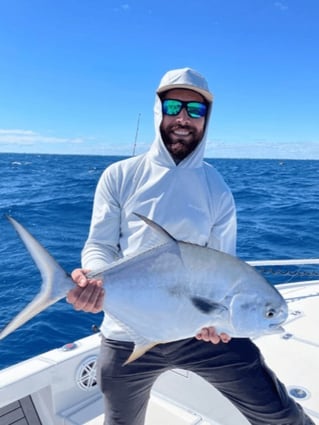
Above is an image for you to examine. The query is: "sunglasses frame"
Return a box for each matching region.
[162,99,207,119]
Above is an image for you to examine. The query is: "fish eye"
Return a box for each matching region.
[265,308,276,318]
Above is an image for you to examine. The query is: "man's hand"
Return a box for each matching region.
[66,268,105,313]
[196,327,231,344]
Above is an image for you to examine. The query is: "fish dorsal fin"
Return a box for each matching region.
[133,213,177,243]
[88,214,179,278]
[123,341,158,366]
[191,296,228,315]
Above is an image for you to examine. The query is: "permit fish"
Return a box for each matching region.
[1,214,288,364]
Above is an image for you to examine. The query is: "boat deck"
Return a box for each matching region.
[62,393,217,425]
[0,396,42,425]
[0,392,218,425]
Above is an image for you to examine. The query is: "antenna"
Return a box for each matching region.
[132,113,141,156]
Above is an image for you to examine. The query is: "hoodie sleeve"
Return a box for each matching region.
[81,165,122,271]
[204,164,237,256]
[207,189,237,256]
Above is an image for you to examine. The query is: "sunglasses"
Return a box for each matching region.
[162,99,207,119]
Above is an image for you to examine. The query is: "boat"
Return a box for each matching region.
[0,259,318,425]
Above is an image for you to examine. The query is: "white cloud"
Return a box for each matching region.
[0,129,35,135]
[1,129,317,159]
[206,140,319,159]
[274,2,288,11]
[113,3,130,12]
[0,129,84,146]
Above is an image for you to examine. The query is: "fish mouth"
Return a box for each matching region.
[269,324,285,334]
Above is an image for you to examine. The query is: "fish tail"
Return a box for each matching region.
[0,216,73,340]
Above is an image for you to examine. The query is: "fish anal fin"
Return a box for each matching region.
[123,342,158,366]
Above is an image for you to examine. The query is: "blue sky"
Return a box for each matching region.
[0,0,318,159]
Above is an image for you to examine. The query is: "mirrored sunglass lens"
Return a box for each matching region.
[163,100,182,115]
[162,99,207,118]
[187,102,207,118]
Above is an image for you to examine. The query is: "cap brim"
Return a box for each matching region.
[157,84,213,103]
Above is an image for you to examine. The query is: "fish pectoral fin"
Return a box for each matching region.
[123,342,158,366]
[191,296,227,315]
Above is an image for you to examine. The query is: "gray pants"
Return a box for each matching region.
[97,336,314,425]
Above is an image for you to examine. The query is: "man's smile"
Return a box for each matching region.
[172,128,191,137]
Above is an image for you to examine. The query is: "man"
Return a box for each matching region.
[67,68,314,425]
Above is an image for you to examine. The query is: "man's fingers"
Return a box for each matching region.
[196,327,219,343]
[66,284,104,313]
[220,333,231,343]
[71,268,91,287]
[87,285,105,313]
[76,284,102,312]
[204,327,220,344]
[196,327,231,344]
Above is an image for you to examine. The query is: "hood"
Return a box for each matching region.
[148,68,214,168]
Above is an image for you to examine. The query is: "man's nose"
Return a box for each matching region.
[176,107,190,123]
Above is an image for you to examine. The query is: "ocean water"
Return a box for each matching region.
[0,153,318,370]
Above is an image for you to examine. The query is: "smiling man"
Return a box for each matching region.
[67,68,314,425]
[159,88,207,163]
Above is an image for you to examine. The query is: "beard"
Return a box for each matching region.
[160,123,203,163]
